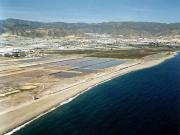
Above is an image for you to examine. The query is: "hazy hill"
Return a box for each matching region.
[0,18,180,37]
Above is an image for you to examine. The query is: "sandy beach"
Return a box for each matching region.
[0,52,176,135]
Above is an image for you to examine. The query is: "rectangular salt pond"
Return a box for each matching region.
[27,58,89,68]
[18,57,50,63]
[42,58,91,67]
[86,60,125,69]
[71,58,111,68]
[72,59,125,73]
[72,68,96,73]
[50,71,80,78]
[29,57,125,71]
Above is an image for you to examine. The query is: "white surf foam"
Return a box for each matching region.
[5,87,93,135]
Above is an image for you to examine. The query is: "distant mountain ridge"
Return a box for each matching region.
[0,18,180,37]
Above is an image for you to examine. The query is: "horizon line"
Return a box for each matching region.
[1,17,180,24]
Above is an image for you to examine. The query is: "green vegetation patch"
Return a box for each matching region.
[46,48,174,59]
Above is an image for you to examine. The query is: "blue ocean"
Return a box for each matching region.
[12,53,180,135]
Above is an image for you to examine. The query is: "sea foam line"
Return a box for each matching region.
[4,84,99,135]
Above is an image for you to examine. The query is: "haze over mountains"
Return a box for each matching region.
[0,18,180,37]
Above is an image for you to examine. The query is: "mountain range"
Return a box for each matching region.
[0,18,180,37]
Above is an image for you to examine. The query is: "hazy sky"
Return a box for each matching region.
[0,0,180,23]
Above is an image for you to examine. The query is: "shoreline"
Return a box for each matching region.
[0,52,176,135]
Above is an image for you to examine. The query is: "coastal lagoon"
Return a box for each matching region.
[12,53,180,135]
